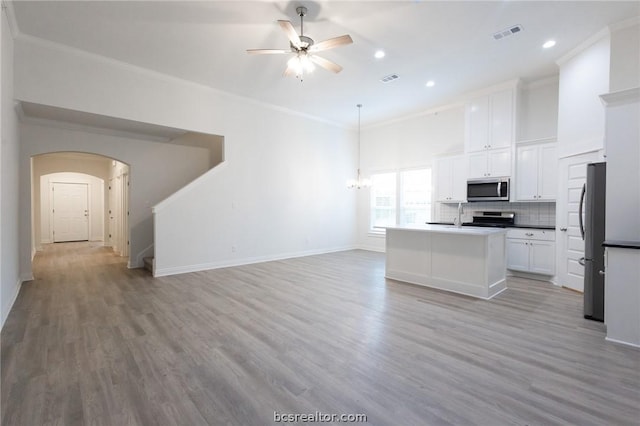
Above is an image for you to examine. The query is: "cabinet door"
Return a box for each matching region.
[489,89,514,149]
[467,152,488,179]
[450,156,468,202]
[487,148,511,177]
[529,240,556,275]
[515,145,539,200]
[466,96,490,152]
[507,239,530,271]
[537,144,557,200]
[436,157,453,201]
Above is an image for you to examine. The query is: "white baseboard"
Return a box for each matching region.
[154,245,357,277]
[605,336,640,349]
[1,278,24,331]
[356,244,385,253]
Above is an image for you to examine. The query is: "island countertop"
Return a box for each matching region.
[385,224,507,236]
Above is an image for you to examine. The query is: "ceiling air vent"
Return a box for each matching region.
[492,25,523,41]
[381,74,399,83]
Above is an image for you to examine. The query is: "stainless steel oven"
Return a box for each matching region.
[467,178,509,202]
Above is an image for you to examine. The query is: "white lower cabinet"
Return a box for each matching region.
[506,229,556,275]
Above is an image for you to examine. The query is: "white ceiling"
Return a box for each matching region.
[10,1,640,128]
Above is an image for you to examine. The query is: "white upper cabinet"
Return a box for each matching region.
[466,88,514,152]
[515,142,557,201]
[490,89,515,149]
[466,96,490,152]
[436,155,467,203]
[467,147,511,179]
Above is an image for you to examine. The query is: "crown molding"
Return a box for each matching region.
[600,87,640,107]
[556,27,610,67]
[15,33,346,130]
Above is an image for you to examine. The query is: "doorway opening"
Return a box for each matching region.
[32,152,130,258]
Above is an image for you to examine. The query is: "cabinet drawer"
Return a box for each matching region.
[506,228,555,241]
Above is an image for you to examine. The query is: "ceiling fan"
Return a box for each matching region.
[247,6,353,78]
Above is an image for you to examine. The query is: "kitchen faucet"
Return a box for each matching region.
[455,202,464,227]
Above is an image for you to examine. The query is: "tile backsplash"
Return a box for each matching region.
[438,201,556,227]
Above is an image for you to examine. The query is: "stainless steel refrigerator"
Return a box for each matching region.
[579,162,606,322]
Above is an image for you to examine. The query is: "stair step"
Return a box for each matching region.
[143,257,154,274]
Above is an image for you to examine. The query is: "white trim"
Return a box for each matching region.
[515,136,557,146]
[520,75,559,90]
[1,278,24,331]
[357,244,385,253]
[608,16,640,33]
[153,161,227,213]
[556,27,610,66]
[600,87,640,107]
[605,337,640,349]
[154,246,357,277]
[556,146,605,161]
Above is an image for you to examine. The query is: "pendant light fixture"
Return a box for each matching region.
[347,104,371,189]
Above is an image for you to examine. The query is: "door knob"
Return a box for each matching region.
[598,270,605,276]
[560,228,567,232]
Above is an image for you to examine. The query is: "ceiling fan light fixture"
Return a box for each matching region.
[287,53,315,77]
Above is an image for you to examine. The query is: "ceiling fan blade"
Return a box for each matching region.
[278,20,302,49]
[309,35,353,52]
[246,49,291,55]
[310,55,343,73]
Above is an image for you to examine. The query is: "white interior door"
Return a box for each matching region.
[52,182,89,242]
[556,151,600,291]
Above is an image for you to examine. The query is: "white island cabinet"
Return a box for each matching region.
[385,225,507,299]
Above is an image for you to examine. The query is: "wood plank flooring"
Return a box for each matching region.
[2,242,639,425]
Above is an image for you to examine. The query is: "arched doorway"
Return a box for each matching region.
[32,152,130,258]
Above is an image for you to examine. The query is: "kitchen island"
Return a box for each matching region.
[384,224,507,299]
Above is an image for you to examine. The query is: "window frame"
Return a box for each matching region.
[368,166,434,235]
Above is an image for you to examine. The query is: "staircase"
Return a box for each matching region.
[143,257,154,275]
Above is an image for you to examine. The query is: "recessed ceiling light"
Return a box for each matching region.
[426,80,435,88]
[374,50,386,59]
[543,40,556,49]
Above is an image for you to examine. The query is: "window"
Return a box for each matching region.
[400,169,432,226]
[370,168,432,231]
[370,172,397,230]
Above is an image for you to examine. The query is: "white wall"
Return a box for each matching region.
[14,35,357,277]
[153,111,356,276]
[557,31,610,158]
[605,20,640,242]
[1,9,21,329]
[20,123,211,271]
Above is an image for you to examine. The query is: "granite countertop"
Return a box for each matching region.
[602,240,640,249]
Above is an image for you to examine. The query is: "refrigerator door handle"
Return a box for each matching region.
[578,183,586,241]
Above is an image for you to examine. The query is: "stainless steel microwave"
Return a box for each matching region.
[467,178,510,201]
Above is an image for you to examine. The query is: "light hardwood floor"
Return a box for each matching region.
[2,242,639,425]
